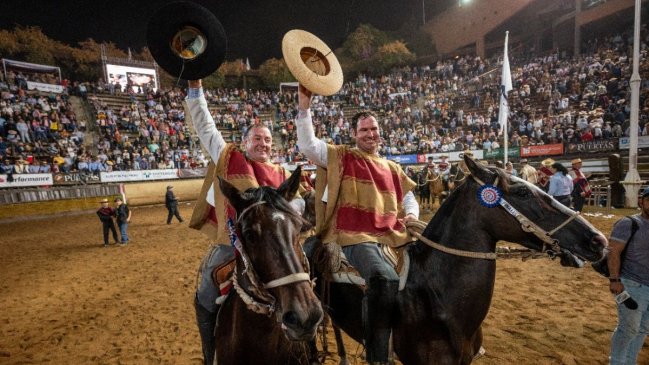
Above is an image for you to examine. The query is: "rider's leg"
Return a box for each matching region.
[195,245,235,365]
[342,243,399,365]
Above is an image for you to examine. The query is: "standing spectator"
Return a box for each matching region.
[537,158,555,191]
[505,161,518,177]
[548,162,573,208]
[114,197,131,245]
[519,159,538,184]
[607,187,649,365]
[165,185,183,224]
[569,158,591,212]
[96,198,118,247]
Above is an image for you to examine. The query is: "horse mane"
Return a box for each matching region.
[416,166,512,251]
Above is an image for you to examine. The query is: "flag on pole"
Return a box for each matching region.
[498,31,512,137]
[245,58,251,71]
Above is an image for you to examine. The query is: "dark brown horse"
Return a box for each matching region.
[216,167,324,365]
[308,156,607,365]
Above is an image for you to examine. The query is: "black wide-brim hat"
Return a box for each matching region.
[147,1,227,80]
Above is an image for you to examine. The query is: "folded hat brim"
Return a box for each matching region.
[147,1,227,80]
[282,29,343,96]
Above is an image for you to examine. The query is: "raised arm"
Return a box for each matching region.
[185,79,226,162]
[295,85,328,167]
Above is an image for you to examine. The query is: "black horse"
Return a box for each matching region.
[309,156,607,365]
[216,167,324,365]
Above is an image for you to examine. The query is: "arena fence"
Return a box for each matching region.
[0,184,121,205]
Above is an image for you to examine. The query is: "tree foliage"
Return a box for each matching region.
[338,24,417,76]
[258,58,295,89]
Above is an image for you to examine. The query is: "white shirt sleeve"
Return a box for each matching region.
[185,89,226,207]
[403,191,419,219]
[185,90,226,162]
[295,109,328,167]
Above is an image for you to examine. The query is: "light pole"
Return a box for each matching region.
[422,0,426,25]
[623,0,643,207]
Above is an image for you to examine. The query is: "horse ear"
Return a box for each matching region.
[218,177,247,212]
[464,154,492,181]
[277,166,302,201]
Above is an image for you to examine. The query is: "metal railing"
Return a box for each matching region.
[587,184,612,214]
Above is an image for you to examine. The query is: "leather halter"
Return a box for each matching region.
[471,174,580,257]
[232,200,311,316]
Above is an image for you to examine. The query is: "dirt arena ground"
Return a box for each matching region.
[0,202,647,365]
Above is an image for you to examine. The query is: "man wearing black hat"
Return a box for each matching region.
[165,185,183,224]
[608,187,649,364]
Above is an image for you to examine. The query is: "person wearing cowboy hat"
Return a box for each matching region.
[185,78,306,365]
[96,198,118,248]
[537,158,555,192]
[519,159,538,184]
[296,83,418,365]
[569,158,591,212]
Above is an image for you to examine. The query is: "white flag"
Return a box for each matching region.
[498,31,512,137]
[245,58,251,71]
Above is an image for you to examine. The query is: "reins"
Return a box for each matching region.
[405,172,581,261]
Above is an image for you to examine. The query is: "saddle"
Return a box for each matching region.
[211,258,236,301]
[311,239,410,290]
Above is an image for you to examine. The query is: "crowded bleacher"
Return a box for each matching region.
[1,24,648,179]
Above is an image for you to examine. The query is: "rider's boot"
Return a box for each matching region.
[195,295,217,365]
[363,276,399,365]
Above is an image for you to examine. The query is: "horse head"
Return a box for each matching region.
[219,166,323,341]
[461,155,607,264]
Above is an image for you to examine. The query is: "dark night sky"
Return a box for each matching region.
[0,0,455,67]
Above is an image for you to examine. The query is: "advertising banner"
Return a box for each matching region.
[619,135,649,149]
[100,169,178,183]
[0,173,54,188]
[419,150,484,163]
[566,139,618,154]
[386,154,418,165]
[484,148,520,159]
[53,172,101,185]
[26,81,64,93]
[520,144,564,157]
[177,168,208,179]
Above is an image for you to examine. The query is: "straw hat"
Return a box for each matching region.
[282,30,343,96]
[571,158,582,165]
[541,158,555,167]
[99,198,109,203]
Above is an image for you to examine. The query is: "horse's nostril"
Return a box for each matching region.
[282,311,299,328]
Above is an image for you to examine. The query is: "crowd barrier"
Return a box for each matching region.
[0,184,121,204]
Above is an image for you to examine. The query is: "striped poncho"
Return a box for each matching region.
[189,144,291,245]
[314,145,417,248]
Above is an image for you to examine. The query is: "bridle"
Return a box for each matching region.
[230,200,312,316]
[471,174,580,258]
[407,172,580,261]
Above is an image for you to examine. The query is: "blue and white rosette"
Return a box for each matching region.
[477,184,502,208]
